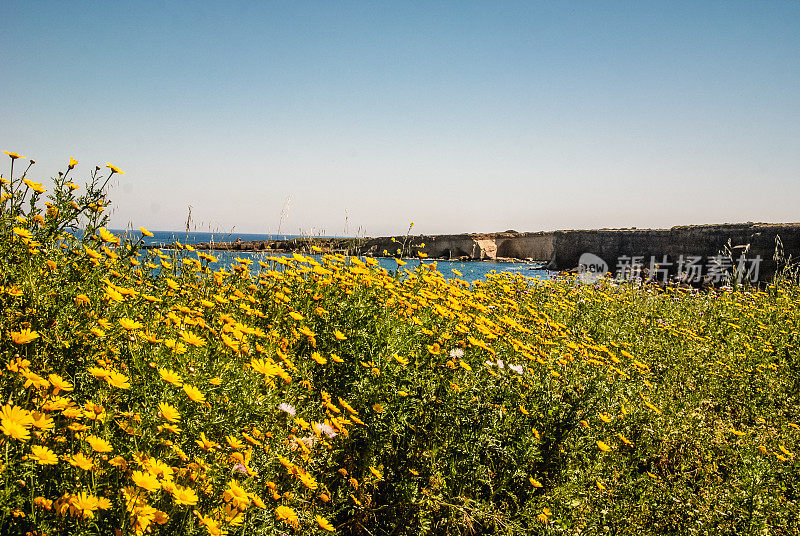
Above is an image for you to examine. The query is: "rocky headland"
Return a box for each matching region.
[153,223,800,282]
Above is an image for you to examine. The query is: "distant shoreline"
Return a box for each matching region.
[141,222,799,281]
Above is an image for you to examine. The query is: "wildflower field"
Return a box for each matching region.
[1,153,799,535]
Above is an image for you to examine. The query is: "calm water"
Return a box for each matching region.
[124,230,307,244]
[117,230,552,283]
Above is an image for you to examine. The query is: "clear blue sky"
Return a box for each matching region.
[2,1,798,236]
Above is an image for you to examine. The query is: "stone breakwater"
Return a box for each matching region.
[175,223,799,282]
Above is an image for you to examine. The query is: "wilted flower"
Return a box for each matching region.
[278,402,296,416]
[313,422,337,438]
[508,363,524,375]
[449,348,465,358]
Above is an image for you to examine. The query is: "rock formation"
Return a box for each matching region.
[156,222,799,283]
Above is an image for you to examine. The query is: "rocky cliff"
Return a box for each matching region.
[549,223,799,281]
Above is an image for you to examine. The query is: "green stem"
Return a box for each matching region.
[14,162,34,215]
[3,441,9,519]
[27,472,35,524]
[8,158,14,223]
[97,172,115,197]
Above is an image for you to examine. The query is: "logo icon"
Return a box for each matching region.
[577,253,608,284]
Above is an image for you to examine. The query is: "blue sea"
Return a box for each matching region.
[116,230,552,283]
[127,230,306,245]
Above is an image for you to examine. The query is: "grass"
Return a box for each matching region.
[0,152,798,535]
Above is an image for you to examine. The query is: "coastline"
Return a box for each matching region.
[143,222,800,281]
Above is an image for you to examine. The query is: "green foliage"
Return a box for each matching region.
[0,154,798,535]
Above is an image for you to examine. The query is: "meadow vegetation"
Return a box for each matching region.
[1,152,799,535]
